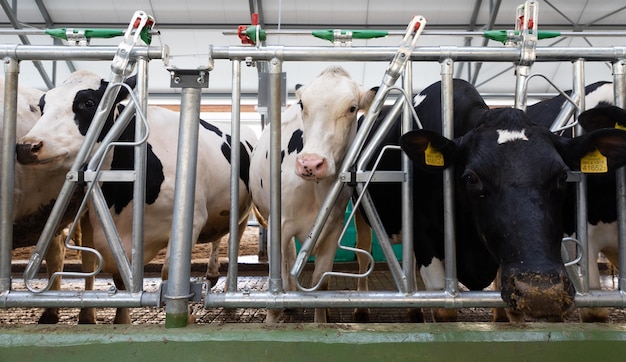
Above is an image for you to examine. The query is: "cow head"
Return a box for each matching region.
[293,66,377,181]
[16,70,136,170]
[400,107,626,319]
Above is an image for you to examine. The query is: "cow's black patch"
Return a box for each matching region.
[287,129,304,155]
[72,77,135,141]
[205,126,250,190]
[38,94,46,115]
[100,112,164,214]
[200,119,223,137]
[280,150,285,164]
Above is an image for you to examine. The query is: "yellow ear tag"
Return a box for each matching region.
[425,142,445,167]
[580,149,608,173]
[615,122,626,131]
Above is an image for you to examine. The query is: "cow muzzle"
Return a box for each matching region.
[16,141,43,165]
[501,270,576,321]
[295,154,328,181]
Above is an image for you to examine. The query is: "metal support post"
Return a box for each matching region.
[613,59,626,292]
[401,62,415,292]
[441,59,459,296]
[573,59,589,295]
[227,60,242,292]
[131,57,149,293]
[164,69,208,328]
[0,57,18,294]
[268,57,283,295]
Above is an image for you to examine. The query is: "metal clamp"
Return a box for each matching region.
[110,10,156,77]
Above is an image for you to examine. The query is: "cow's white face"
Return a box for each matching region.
[294,66,376,181]
[16,70,128,171]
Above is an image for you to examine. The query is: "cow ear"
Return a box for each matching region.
[578,105,626,132]
[563,128,626,171]
[114,75,136,103]
[400,129,456,171]
[359,86,379,111]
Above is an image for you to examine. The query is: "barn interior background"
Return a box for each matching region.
[0,0,624,136]
[1,1,626,359]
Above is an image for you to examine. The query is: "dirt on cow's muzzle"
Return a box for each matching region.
[502,272,575,321]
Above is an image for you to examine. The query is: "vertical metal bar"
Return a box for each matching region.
[164,86,201,328]
[573,59,589,294]
[268,57,283,294]
[513,65,530,111]
[401,62,415,292]
[613,59,626,292]
[0,57,19,294]
[441,58,459,295]
[227,60,242,292]
[131,58,148,293]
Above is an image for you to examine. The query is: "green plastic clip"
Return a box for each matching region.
[46,28,125,41]
[483,30,561,44]
[312,29,389,43]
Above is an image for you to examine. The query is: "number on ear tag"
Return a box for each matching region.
[425,142,444,167]
[581,149,608,173]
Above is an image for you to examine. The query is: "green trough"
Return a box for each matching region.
[1,323,625,361]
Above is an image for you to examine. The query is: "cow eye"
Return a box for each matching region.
[85,99,96,108]
[462,170,484,195]
[349,105,358,113]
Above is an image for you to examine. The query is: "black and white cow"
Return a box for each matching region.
[249,66,377,323]
[526,81,618,322]
[16,70,256,324]
[356,79,498,321]
[360,79,626,321]
[0,77,86,324]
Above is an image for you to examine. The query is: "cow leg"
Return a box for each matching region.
[266,227,296,324]
[419,258,458,322]
[77,217,97,324]
[205,238,222,287]
[38,233,65,324]
[112,274,131,324]
[353,209,372,322]
[310,219,344,323]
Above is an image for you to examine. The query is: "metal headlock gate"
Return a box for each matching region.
[204,18,626,318]
[0,4,625,332]
[1,5,626,361]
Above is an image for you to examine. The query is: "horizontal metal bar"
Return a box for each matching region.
[205,290,626,309]
[206,290,505,309]
[0,44,166,61]
[339,170,406,183]
[67,170,136,182]
[0,290,160,308]
[223,29,626,38]
[209,45,626,62]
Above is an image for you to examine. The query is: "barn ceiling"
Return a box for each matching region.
[0,0,625,106]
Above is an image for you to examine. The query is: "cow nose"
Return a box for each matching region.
[502,271,575,320]
[16,141,43,164]
[296,154,328,180]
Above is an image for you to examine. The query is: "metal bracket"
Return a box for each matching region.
[65,28,89,46]
[158,279,205,308]
[168,68,210,89]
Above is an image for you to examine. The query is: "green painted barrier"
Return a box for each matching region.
[1,323,626,361]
